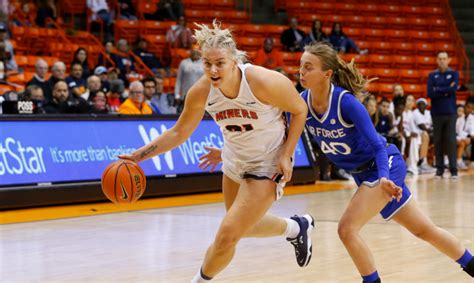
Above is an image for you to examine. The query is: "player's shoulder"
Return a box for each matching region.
[186,76,210,104]
[245,64,289,89]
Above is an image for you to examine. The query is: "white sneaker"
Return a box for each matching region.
[457,160,468,171]
[419,164,436,174]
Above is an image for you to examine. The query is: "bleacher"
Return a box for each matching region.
[2,0,470,100]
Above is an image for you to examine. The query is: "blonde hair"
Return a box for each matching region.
[304,42,373,99]
[193,20,246,64]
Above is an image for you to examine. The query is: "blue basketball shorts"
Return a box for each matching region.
[352,145,412,221]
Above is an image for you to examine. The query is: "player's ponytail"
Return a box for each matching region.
[194,19,247,64]
[304,42,373,99]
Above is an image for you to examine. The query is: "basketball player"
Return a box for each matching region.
[119,21,314,282]
[299,42,474,282]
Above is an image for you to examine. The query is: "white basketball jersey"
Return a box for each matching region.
[205,64,287,166]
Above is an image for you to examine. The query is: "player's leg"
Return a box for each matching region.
[337,184,392,281]
[391,199,474,277]
[194,178,277,282]
[222,174,293,238]
[220,174,314,266]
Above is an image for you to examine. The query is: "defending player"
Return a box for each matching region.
[299,42,473,282]
[120,21,314,282]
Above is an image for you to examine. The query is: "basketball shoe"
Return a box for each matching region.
[287,214,315,267]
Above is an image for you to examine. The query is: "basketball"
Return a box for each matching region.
[101,159,147,204]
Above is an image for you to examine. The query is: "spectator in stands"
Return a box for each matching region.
[133,38,162,74]
[72,48,91,79]
[118,0,137,20]
[24,85,46,114]
[119,81,152,115]
[166,16,193,49]
[151,0,184,21]
[393,99,406,151]
[364,97,378,126]
[254,37,285,71]
[389,83,405,115]
[66,63,87,98]
[142,76,176,114]
[329,22,367,55]
[12,2,36,26]
[0,42,9,82]
[93,66,111,93]
[44,61,66,102]
[35,0,57,27]
[376,98,402,150]
[0,23,18,74]
[456,104,470,170]
[428,51,459,179]
[412,98,436,174]
[175,48,203,113]
[97,41,115,68]
[86,0,113,27]
[44,80,90,114]
[402,94,419,176]
[107,79,125,113]
[280,17,305,52]
[302,20,328,46]
[464,101,474,168]
[26,59,49,92]
[91,90,108,114]
[84,75,101,101]
[111,39,136,83]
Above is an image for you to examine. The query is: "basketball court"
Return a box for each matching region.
[1,173,473,282]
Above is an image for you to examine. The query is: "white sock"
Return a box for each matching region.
[284,218,300,239]
[191,268,212,283]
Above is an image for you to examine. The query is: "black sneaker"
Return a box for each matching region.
[463,257,474,277]
[286,214,315,267]
[434,169,443,179]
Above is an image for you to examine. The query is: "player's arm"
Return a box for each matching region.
[247,66,308,181]
[122,77,209,163]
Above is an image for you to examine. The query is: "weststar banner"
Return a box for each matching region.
[0,119,311,187]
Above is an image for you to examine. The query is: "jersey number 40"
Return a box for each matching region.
[320,140,352,155]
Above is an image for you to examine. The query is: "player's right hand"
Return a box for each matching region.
[118,154,139,163]
[198,146,222,172]
[380,177,402,202]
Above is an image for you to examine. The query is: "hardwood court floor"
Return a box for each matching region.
[1,174,473,283]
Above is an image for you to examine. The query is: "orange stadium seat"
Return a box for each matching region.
[416,42,437,56]
[15,55,28,69]
[407,18,430,30]
[370,42,394,54]
[281,52,301,66]
[357,67,373,78]
[357,4,379,16]
[356,41,371,51]
[416,56,437,69]
[400,69,422,84]
[312,2,336,15]
[368,54,393,68]
[211,0,235,11]
[222,11,250,24]
[0,84,15,95]
[115,20,140,43]
[431,18,448,32]
[334,3,357,15]
[241,24,266,38]
[184,0,212,10]
[364,29,386,42]
[343,16,366,29]
[430,31,450,42]
[140,21,174,36]
[393,42,415,55]
[402,84,425,97]
[283,65,299,76]
[349,54,370,68]
[435,42,455,56]
[262,25,287,39]
[341,27,364,41]
[246,51,257,61]
[136,1,158,16]
[419,69,433,83]
[237,37,262,51]
[372,68,399,83]
[184,10,208,22]
[365,16,388,29]
[385,29,408,42]
[396,55,417,69]
[385,17,408,30]
[408,30,431,42]
[379,5,402,17]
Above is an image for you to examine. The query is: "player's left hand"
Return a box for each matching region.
[380,177,402,202]
[198,146,222,172]
[278,155,293,183]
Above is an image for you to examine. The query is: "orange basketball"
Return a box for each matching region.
[101,159,147,204]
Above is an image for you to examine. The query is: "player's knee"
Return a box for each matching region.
[214,225,241,251]
[337,221,357,242]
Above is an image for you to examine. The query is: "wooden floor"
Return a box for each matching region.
[1,174,473,282]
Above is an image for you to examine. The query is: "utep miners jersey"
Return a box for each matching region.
[302,84,387,172]
[205,63,286,164]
